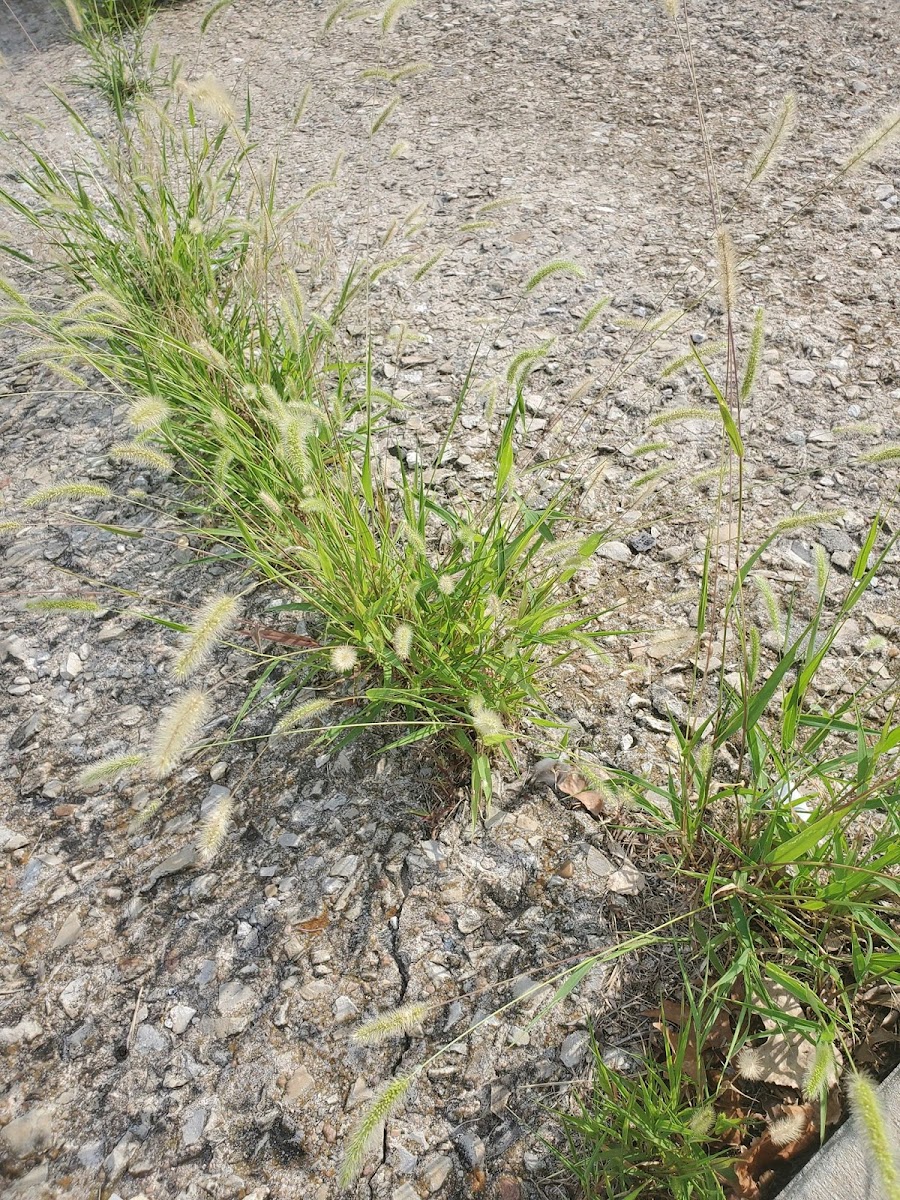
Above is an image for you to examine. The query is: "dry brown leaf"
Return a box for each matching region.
[749,978,816,1090]
[731,1103,817,1200]
[557,768,605,815]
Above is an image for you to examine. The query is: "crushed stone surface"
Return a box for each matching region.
[1,0,899,1197]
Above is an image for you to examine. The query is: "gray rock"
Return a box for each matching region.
[595,540,632,563]
[0,1107,57,1157]
[146,843,200,887]
[180,1105,208,1147]
[788,368,815,386]
[76,1141,105,1169]
[333,995,359,1024]
[560,1030,590,1069]
[330,853,359,878]
[218,981,256,1016]
[586,847,614,877]
[166,1004,197,1035]
[421,1153,453,1193]
[0,1018,42,1045]
[451,1127,486,1168]
[51,909,82,951]
[133,1024,169,1055]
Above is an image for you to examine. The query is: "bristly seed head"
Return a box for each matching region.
[768,1110,808,1148]
[24,483,111,508]
[199,792,233,861]
[803,1038,838,1101]
[173,594,243,680]
[715,225,738,312]
[330,645,358,673]
[736,1045,764,1081]
[339,1074,414,1187]
[128,396,171,431]
[392,622,414,660]
[846,1072,900,1197]
[351,1000,429,1045]
[274,698,333,737]
[77,753,145,789]
[468,696,507,741]
[437,574,456,596]
[179,75,237,126]
[147,690,211,779]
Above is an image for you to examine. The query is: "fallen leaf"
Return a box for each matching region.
[731,1103,817,1200]
[748,978,816,1090]
[557,767,606,815]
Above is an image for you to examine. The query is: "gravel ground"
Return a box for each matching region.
[1,1,899,1198]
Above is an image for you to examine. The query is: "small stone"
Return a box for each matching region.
[333,995,359,1024]
[76,1141,105,1169]
[61,651,83,680]
[832,550,853,572]
[59,977,86,1018]
[808,428,835,446]
[147,843,200,886]
[285,1067,315,1102]
[586,847,613,877]
[51,909,82,951]
[626,531,656,554]
[421,1153,453,1193]
[133,1024,169,1055]
[180,1105,208,1147]
[0,1018,42,1045]
[560,1030,590,1069]
[594,540,632,563]
[490,1082,511,1114]
[393,1185,418,1200]
[166,1005,197,1035]
[456,909,484,934]
[209,761,229,781]
[104,1131,139,1182]
[331,853,359,878]
[451,1127,486,1168]
[606,859,646,895]
[218,981,256,1016]
[346,1076,373,1109]
[788,368,815,386]
[0,1107,57,1158]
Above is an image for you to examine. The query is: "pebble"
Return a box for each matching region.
[330,853,359,878]
[421,1153,453,1193]
[209,760,229,781]
[180,1105,208,1147]
[51,909,83,951]
[0,1018,42,1045]
[0,1107,57,1157]
[59,977,87,1018]
[788,368,815,386]
[284,1067,315,1102]
[333,995,359,1024]
[217,981,256,1016]
[133,1024,169,1055]
[456,908,485,933]
[393,1185,418,1200]
[586,847,613,877]
[61,651,83,680]
[451,1127,486,1168]
[626,530,656,554]
[166,1004,197,1035]
[559,1030,590,1069]
[595,539,632,563]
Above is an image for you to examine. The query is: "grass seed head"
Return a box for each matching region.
[274,698,333,737]
[77,753,145,789]
[148,690,211,779]
[803,1038,838,1101]
[24,483,111,508]
[715,225,738,312]
[128,395,171,431]
[847,1072,900,1198]
[173,594,243,680]
[392,622,414,660]
[339,1074,414,1187]
[199,792,234,860]
[736,1045,764,1081]
[330,645,358,673]
[768,1110,807,1148]
[351,1001,429,1045]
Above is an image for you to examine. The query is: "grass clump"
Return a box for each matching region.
[0,82,617,813]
